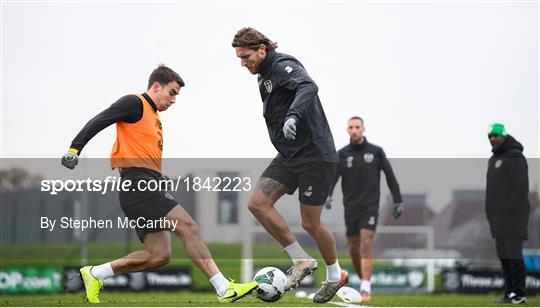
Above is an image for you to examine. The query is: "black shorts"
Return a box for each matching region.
[261,159,337,205]
[119,167,178,243]
[344,209,379,236]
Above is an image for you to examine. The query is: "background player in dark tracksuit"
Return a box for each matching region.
[232,27,347,303]
[486,123,530,304]
[326,116,404,303]
[61,65,257,304]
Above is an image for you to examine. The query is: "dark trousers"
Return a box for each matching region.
[495,238,526,296]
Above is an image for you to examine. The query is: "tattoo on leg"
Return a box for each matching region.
[257,178,286,198]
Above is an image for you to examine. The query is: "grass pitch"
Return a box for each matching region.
[1,292,539,307]
[2,242,539,306]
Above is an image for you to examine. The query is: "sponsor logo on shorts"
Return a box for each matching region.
[164,192,174,200]
[495,160,502,169]
[368,216,375,225]
[264,80,272,93]
[303,186,313,197]
[364,153,374,164]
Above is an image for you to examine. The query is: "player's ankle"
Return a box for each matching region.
[210,272,229,297]
[90,263,114,280]
[326,261,342,282]
[360,279,371,293]
[285,241,312,261]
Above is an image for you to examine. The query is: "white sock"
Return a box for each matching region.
[326,261,342,282]
[361,279,371,293]
[90,263,114,280]
[284,241,313,263]
[210,272,230,297]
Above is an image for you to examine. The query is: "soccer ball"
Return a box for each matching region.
[253,267,287,302]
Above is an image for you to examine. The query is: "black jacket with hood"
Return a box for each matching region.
[485,135,530,239]
[256,49,338,165]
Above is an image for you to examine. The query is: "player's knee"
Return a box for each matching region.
[360,238,373,255]
[301,220,319,234]
[247,200,258,214]
[347,244,360,258]
[153,251,171,267]
[159,254,172,267]
[247,199,268,215]
[360,236,373,247]
[142,250,171,269]
[150,256,170,268]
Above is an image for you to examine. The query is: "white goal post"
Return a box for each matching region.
[242,225,435,293]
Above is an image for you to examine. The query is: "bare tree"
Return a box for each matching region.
[0,168,44,190]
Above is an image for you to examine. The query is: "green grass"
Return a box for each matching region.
[0,242,291,290]
[0,241,373,267]
[3,242,538,306]
[0,241,393,291]
[1,292,539,307]
[0,292,320,307]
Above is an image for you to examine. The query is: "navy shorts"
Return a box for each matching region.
[344,208,379,236]
[119,167,178,242]
[261,159,337,205]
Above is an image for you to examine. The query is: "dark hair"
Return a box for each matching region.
[147,64,185,90]
[349,116,364,124]
[231,27,278,51]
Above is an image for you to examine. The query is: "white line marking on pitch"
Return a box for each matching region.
[329,301,369,308]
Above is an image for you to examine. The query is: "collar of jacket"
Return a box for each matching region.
[142,92,158,112]
[492,135,523,155]
[258,49,276,76]
[350,137,368,149]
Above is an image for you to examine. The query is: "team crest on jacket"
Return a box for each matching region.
[264,80,272,93]
[495,159,502,169]
[363,153,374,164]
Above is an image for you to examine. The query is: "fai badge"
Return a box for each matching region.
[363,153,374,164]
[495,160,502,169]
[264,80,272,93]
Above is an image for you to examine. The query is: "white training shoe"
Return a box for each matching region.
[284,259,318,291]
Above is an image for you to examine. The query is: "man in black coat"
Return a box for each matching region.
[485,123,530,304]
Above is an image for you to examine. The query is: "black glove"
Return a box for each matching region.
[393,202,405,219]
[61,148,79,169]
